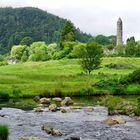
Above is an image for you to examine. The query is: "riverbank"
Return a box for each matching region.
[1,106,140,140]
[0,57,140,98]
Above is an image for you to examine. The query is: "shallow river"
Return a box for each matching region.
[0,97,140,140]
[0,106,140,140]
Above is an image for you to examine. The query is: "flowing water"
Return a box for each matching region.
[0,96,140,140]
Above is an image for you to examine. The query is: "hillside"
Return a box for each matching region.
[0,7,92,54]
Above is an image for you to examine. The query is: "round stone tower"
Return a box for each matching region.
[116,17,123,46]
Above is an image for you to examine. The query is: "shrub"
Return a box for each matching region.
[0,55,5,62]
[100,95,122,112]
[112,84,126,95]
[0,92,9,99]
[52,49,68,59]
[105,63,135,69]
[0,125,9,140]
[94,78,119,89]
[105,44,115,50]
[12,89,22,98]
[134,97,140,116]
[100,96,135,115]
[0,62,8,66]
[79,87,94,96]
[120,69,140,84]
[134,108,140,116]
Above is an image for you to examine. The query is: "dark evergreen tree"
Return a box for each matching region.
[20,37,33,46]
[61,20,76,42]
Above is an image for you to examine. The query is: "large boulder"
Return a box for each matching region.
[61,97,74,106]
[49,104,57,112]
[19,137,41,140]
[42,124,62,136]
[40,98,51,104]
[104,116,126,125]
[52,97,62,102]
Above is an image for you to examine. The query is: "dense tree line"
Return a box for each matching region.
[0,7,92,54]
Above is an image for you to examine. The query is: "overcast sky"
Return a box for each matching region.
[1,0,140,42]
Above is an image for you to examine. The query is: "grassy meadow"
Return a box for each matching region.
[0,57,140,98]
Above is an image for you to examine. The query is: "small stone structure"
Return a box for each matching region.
[7,58,19,64]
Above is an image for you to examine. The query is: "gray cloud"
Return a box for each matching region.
[1,0,140,42]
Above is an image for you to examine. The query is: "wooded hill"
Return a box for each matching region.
[0,7,92,54]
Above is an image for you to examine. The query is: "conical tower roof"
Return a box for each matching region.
[117,17,122,23]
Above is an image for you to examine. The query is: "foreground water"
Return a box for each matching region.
[0,106,140,140]
[0,96,140,140]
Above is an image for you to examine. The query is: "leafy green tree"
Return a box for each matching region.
[135,41,140,57]
[77,42,103,74]
[11,45,26,60]
[20,37,33,46]
[70,42,86,58]
[108,35,116,46]
[29,42,49,61]
[53,41,78,59]
[125,37,136,56]
[94,35,110,45]
[47,43,58,59]
[61,20,76,43]
[0,55,5,61]
[21,50,29,62]
[106,44,115,50]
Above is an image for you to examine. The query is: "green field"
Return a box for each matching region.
[0,57,140,98]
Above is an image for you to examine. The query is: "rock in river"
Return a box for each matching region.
[64,136,80,140]
[60,107,71,113]
[49,104,57,112]
[39,97,51,104]
[61,97,73,106]
[34,96,40,102]
[84,107,94,112]
[34,107,43,112]
[19,137,41,140]
[42,124,62,136]
[52,97,62,102]
[104,116,126,125]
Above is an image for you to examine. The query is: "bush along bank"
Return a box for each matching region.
[100,95,140,117]
[94,68,140,95]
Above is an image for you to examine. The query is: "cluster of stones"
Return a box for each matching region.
[18,95,128,140]
[34,96,95,113]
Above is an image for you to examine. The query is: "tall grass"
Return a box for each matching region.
[0,125,9,140]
